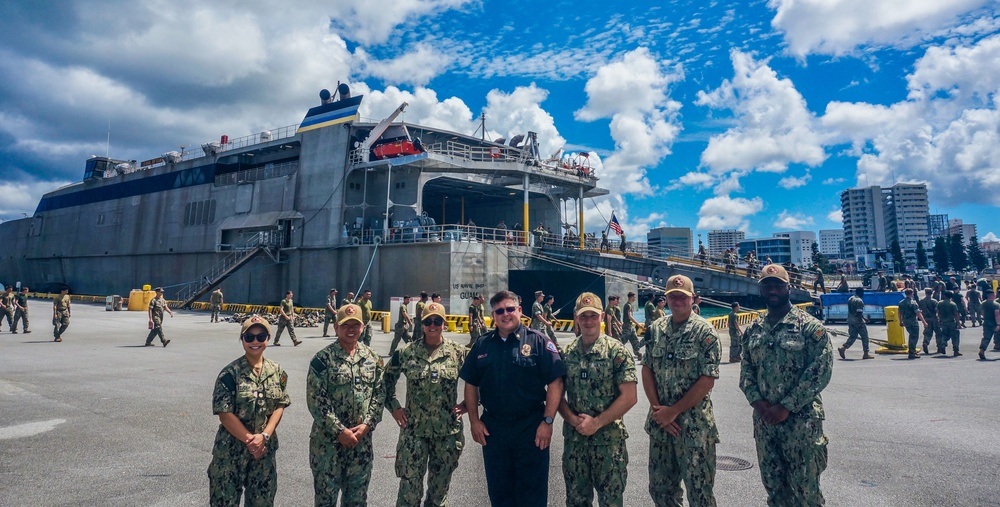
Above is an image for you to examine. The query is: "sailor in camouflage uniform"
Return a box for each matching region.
[838,287,873,359]
[919,288,940,354]
[358,290,374,346]
[273,291,301,346]
[937,291,961,356]
[642,275,721,507]
[543,295,560,345]
[323,288,338,337]
[531,291,549,332]
[210,287,224,323]
[467,295,486,347]
[728,302,743,363]
[207,316,291,507]
[1,286,14,331]
[307,303,385,506]
[52,287,71,342]
[605,296,623,340]
[383,302,467,507]
[557,292,637,507]
[620,292,643,361]
[740,264,832,507]
[12,287,31,333]
[144,287,174,347]
[389,295,413,356]
[898,288,926,359]
[413,292,428,343]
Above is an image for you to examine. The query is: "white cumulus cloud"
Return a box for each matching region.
[821,34,1000,206]
[696,50,829,174]
[828,209,844,223]
[773,210,815,229]
[696,195,764,231]
[576,48,684,199]
[778,171,811,189]
[982,232,999,242]
[768,0,992,57]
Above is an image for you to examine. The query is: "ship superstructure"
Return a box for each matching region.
[0,85,609,309]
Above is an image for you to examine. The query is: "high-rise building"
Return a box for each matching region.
[818,229,844,259]
[647,227,692,258]
[947,219,978,246]
[739,231,816,266]
[883,182,930,264]
[707,229,745,255]
[841,183,929,268]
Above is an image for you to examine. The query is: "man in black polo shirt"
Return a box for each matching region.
[461,290,565,507]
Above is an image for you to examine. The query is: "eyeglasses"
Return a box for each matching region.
[422,317,445,326]
[493,306,518,315]
[242,332,269,343]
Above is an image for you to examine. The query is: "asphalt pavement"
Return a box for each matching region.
[1,303,999,506]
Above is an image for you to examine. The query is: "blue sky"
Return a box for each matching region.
[1,0,999,242]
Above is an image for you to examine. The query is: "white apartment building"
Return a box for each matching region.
[708,229,745,255]
[841,183,929,268]
[818,229,844,258]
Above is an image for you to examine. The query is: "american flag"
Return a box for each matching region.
[609,212,623,235]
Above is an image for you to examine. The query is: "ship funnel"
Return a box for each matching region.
[338,83,351,99]
[320,88,332,104]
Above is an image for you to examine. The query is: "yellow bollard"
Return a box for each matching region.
[382,314,391,333]
[877,306,908,353]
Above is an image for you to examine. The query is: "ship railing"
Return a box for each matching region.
[220,124,298,152]
[345,139,598,180]
[147,124,299,168]
[214,161,298,186]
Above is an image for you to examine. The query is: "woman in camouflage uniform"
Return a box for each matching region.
[383,302,467,506]
[207,316,291,506]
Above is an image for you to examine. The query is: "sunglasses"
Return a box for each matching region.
[493,306,518,315]
[422,317,445,326]
[242,332,269,343]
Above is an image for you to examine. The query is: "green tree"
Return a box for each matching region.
[967,235,987,272]
[890,239,905,273]
[811,241,832,273]
[949,233,968,271]
[915,240,928,269]
[933,237,950,273]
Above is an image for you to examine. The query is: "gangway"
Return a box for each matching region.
[175,233,278,308]
[531,243,814,303]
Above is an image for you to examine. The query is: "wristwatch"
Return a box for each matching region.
[543,416,554,425]
[262,432,271,442]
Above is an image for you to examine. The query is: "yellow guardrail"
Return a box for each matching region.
[25,292,813,336]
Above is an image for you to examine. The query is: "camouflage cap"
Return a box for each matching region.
[665,275,694,296]
[422,302,447,320]
[759,264,790,283]
[240,315,272,335]
[575,292,603,316]
[337,304,364,325]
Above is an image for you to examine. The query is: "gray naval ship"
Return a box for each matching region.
[0,84,615,309]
